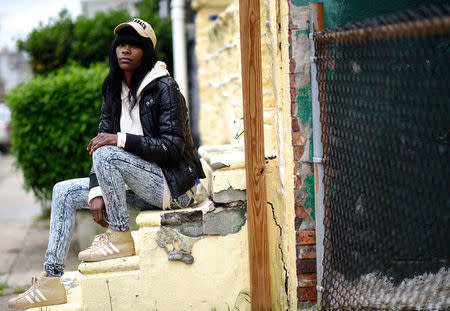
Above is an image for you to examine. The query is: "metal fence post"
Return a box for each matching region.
[309,2,325,306]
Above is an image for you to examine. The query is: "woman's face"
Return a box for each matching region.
[116,43,144,73]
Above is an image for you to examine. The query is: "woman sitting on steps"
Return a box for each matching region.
[8,18,205,310]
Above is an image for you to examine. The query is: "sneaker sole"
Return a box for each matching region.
[80,250,136,262]
[8,297,67,309]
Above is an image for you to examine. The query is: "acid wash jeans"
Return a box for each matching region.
[44,146,193,276]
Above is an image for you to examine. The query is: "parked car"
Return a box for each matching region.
[0,103,11,153]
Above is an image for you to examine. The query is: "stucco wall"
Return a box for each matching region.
[193,0,298,309]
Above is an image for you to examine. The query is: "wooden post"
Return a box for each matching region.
[239,0,271,310]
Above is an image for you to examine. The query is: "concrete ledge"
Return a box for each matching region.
[198,144,247,203]
[78,256,140,275]
[135,199,214,228]
[198,144,245,170]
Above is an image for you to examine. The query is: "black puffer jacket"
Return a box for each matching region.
[89,76,205,198]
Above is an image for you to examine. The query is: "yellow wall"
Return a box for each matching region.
[193,1,297,309]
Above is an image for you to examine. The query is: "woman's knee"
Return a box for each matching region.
[92,145,121,169]
[52,179,87,208]
[52,180,72,201]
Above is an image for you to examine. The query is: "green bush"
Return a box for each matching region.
[5,64,108,200]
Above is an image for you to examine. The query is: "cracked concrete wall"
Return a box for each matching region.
[261,1,298,310]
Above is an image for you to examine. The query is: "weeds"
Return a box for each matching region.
[211,289,251,311]
[34,209,51,222]
[0,282,28,297]
[0,282,9,296]
[297,302,321,311]
[12,286,28,294]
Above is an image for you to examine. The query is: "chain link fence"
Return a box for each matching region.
[314,5,449,310]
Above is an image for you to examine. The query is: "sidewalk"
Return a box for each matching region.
[0,155,79,310]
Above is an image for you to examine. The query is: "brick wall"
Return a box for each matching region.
[288,2,318,306]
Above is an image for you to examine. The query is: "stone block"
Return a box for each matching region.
[203,205,247,236]
[161,210,203,237]
[212,186,246,203]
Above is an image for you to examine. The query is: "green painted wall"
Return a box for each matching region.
[296,86,315,220]
[322,0,448,28]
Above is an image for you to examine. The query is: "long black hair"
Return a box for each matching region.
[102,27,158,120]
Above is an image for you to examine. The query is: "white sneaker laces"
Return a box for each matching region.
[89,232,111,249]
[22,275,40,301]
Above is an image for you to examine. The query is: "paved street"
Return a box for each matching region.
[0,154,79,310]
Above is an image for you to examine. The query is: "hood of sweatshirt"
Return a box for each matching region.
[137,61,170,99]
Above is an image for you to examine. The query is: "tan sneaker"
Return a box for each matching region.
[78,228,135,262]
[8,272,67,309]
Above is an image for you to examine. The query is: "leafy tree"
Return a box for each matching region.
[71,9,131,67]
[17,10,74,74]
[17,1,173,74]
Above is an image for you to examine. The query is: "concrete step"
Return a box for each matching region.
[75,199,250,311]
[26,197,250,311]
[198,144,247,203]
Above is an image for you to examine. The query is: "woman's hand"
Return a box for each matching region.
[87,133,118,155]
[90,196,109,227]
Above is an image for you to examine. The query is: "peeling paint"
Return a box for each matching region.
[297,86,312,128]
[302,174,315,221]
[212,186,246,203]
[297,86,314,161]
[291,0,325,8]
[156,203,247,264]
[291,0,311,6]
[296,29,310,40]
[210,162,231,170]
